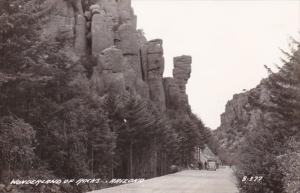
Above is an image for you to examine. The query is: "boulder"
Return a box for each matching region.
[90,4,102,13]
[97,47,124,72]
[147,39,163,54]
[85,10,92,21]
[173,55,192,65]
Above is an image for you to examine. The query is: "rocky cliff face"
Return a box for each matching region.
[215,81,271,152]
[42,0,192,112]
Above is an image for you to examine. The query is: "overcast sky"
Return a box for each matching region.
[132,0,300,129]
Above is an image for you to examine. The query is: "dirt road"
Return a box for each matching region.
[87,166,239,193]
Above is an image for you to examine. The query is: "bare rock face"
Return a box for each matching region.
[220,93,250,127]
[97,47,124,73]
[162,55,192,110]
[117,24,140,55]
[144,39,166,110]
[117,24,141,79]
[42,0,75,41]
[117,0,131,19]
[216,82,272,153]
[42,0,194,113]
[164,77,191,110]
[148,79,165,108]
[91,7,114,56]
[117,0,136,27]
[163,78,181,108]
[92,46,127,94]
[135,79,150,98]
[123,55,142,79]
[173,55,192,93]
[42,0,88,63]
[146,39,164,80]
[74,14,87,55]
[99,0,119,21]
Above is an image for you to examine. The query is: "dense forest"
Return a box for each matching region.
[215,41,300,193]
[0,0,214,193]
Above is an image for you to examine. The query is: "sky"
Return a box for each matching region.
[131,0,300,129]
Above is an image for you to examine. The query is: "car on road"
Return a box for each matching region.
[206,159,217,171]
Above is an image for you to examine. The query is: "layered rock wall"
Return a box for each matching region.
[44,0,192,111]
[163,55,192,110]
[215,82,271,152]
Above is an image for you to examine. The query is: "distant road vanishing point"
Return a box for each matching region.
[87,166,239,193]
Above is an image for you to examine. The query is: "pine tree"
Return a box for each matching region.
[237,42,300,193]
[0,116,36,182]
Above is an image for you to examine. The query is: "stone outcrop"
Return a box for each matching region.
[74,14,87,55]
[173,55,192,93]
[163,78,181,108]
[143,39,166,110]
[44,0,193,112]
[90,5,114,56]
[98,47,124,73]
[215,82,271,152]
[163,55,192,111]
[163,55,192,110]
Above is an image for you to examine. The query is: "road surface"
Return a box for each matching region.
[87,166,239,193]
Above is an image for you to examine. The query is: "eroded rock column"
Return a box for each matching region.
[74,14,87,55]
[172,55,192,108]
[163,78,181,109]
[146,39,166,111]
[90,4,114,56]
[173,55,192,93]
[117,24,141,76]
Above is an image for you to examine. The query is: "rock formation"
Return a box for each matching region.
[43,0,193,112]
[215,81,271,152]
[172,55,192,108]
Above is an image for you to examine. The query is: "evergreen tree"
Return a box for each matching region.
[0,116,36,182]
[236,42,300,193]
